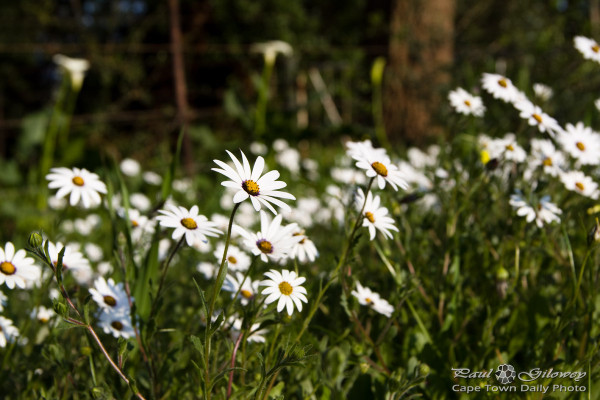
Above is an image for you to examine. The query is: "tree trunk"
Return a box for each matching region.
[385,0,456,144]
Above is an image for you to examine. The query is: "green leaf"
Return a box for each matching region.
[133,225,160,320]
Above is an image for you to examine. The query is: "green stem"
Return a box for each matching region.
[254,60,274,138]
[149,237,185,318]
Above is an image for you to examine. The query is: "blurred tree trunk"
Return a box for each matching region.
[385,0,456,144]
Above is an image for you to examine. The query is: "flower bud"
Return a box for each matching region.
[28,232,43,249]
[418,364,431,377]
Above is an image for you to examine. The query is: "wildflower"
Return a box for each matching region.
[282,197,322,228]
[47,242,93,285]
[223,272,260,306]
[448,87,485,116]
[197,262,216,280]
[560,171,600,199]
[0,291,6,312]
[0,242,40,289]
[261,269,307,316]
[356,189,399,240]
[557,122,600,165]
[346,140,387,165]
[528,139,566,176]
[53,54,90,90]
[142,171,162,185]
[351,282,394,317]
[352,147,408,191]
[275,147,301,175]
[46,167,107,208]
[228,316,267,343]
[250,41,293,65]
[156,204,222,246]
[486,133,527,163]
[98,311,135,339]
[481,73,522,103]
[119,158,141,176]
[574,36,600,64]
[533,83,553,101]
[213,150,295,215]
[213,243,251,272]
[0,316,19,348]
[89,277,130,312]
[31,306,54,323]
[250,142,268,156]
[509,191,562,228]
[130,193,152,212]
[235,211,302,262]
[514,99,562,136]
[290,231,319,263]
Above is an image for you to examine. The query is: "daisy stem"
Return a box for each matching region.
[205,202,240,400]
[226,326,245,399]
[295,177,374,342]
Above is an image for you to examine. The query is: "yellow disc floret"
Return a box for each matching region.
[542,157,553,167]
[576,142,586,151]
[257,239,273,254]
[278,281,293,296]
[532,114,543,124]
[180,218,198,230]
[103,295,117,307]
[227,256,238,264]
[0,261,16,276]
[498,78,508,88]
[241,289,253,299]
[242,180,260,196]
[371,161,388,177]
[72,176,85,186]
[576,182,585,191]
[111,321,123,331]
[365,211,375,223]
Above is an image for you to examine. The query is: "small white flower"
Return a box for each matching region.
[448,87,485,116]
[481,73,522,103]
[290,231,319,263]
[486,133,527,163]
[31,306,55,323]
[282,197,322,228]
[557,122,600,165]
[261,269,307,316]
[89,277,130,312]
[352,147,408,191]
[46,167,107,208]
[351,282,394,318]
[130,193,152,212]
[574,36,600,64]
[47,242,92,285]
[560,171,599,199]
[119,158,141,176]
[528,139,566,176]
[156,205,222,246]
[213,243,251,272]
[275,147,301,175]
[223,272,260,305]
[213,150,296,214]
[251,41,293,65]
[250,142,268,155]
[235,211,301,262]
[142,171,163,185]
[84,243,103,262]
[0,316,19,348]
[0,242,40,290]
[533,83,553,101]
[509,191,562,228]
[356,189,399,240]
[97,311,135,339]
[197,262,216,280]
[514,99,562,136]
[0,290,6,311]
[53,54,90,90]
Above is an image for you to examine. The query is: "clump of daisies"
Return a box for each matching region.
[89,277,135,339]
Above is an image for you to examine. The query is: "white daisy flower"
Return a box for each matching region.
[235,211,302,262]
[213,150,296,215]
[213,243,251,272]
[528,139,566,176]
[509,191,562,228]
[481,73,522,103]
[331,167,368,186]
[130,193,152,212]
[533,83,553,101]
[356,189,399,240]
[448,87,485,116]
[0,316,19,348]
[47,242,92,285]
[119,158,141,176]
[261,269,307,316]
[197,262,216,280]
[290,231,319,263]
[0,242,40,289]
[345,140,387,164]
[250,40,293,65]
[46,167,107,208]
[228,316,267,343]
[31,306,55,323]
[97,310,135,339]
[514,99,562,137]
[486,133,527,163]
[223,272,260,306]
[352,148,408,191]
[557,122,600,165]
[142,171,163,185]
[250,142,268,156]
[282,197,322,228]
[89,277,130,312]
[156,204,222,246]
[560,171,599,199]
[574,36,600,64]
[351,282,394,318]
[275,147,301,175]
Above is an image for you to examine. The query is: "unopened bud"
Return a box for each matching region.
[360,362,370,374]
[28,232,43,249]
[418,364,431,377]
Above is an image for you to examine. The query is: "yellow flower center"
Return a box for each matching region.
[365,297,373,305]
[111,321,123,331]
[241,289,253,299]
[293,232,306,244]
[256,239,273,254]
[505,144,515,151]
[371,161,388,177]
[0,261,16,276]
[227,256,238,264]
[576,141,586,151]
[593,44,600,53]
[278,281,293,296]
[365,211,375,223]
[542,157,553,167]
[464,100,471,107]
[242,180,260,196]
[532,114,543,124]
[72,176,85,186]
[103,295,117,307]
[132,220,139,228]
[498,78,508,88]
[180,218,198,230]
[576,182,585,191]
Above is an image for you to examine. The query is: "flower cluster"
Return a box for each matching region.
[89,277,135,339]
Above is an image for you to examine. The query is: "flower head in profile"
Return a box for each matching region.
[0,242,40,289]
[448,87,485,117]
[290,231,319,263]
[53,54,90,90]
[261,269,307,316]
[509,191,562,228]
[514,99,562,137]
[557,122,600,166]
[352,147,408,191]
[574,36,600,64]
[356,189,399,240]
[533,83,553,102]
[156,204,222,246]
[351,282,394,318]
[250,40,293,65]
[235,211,302,262]
[0,316,19,348]
[47,241,92,285]
[213,150,295,215]
[46,167,107,208]
[560,171,599,199]
[481,73,523,103]
[223,272,261,306]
